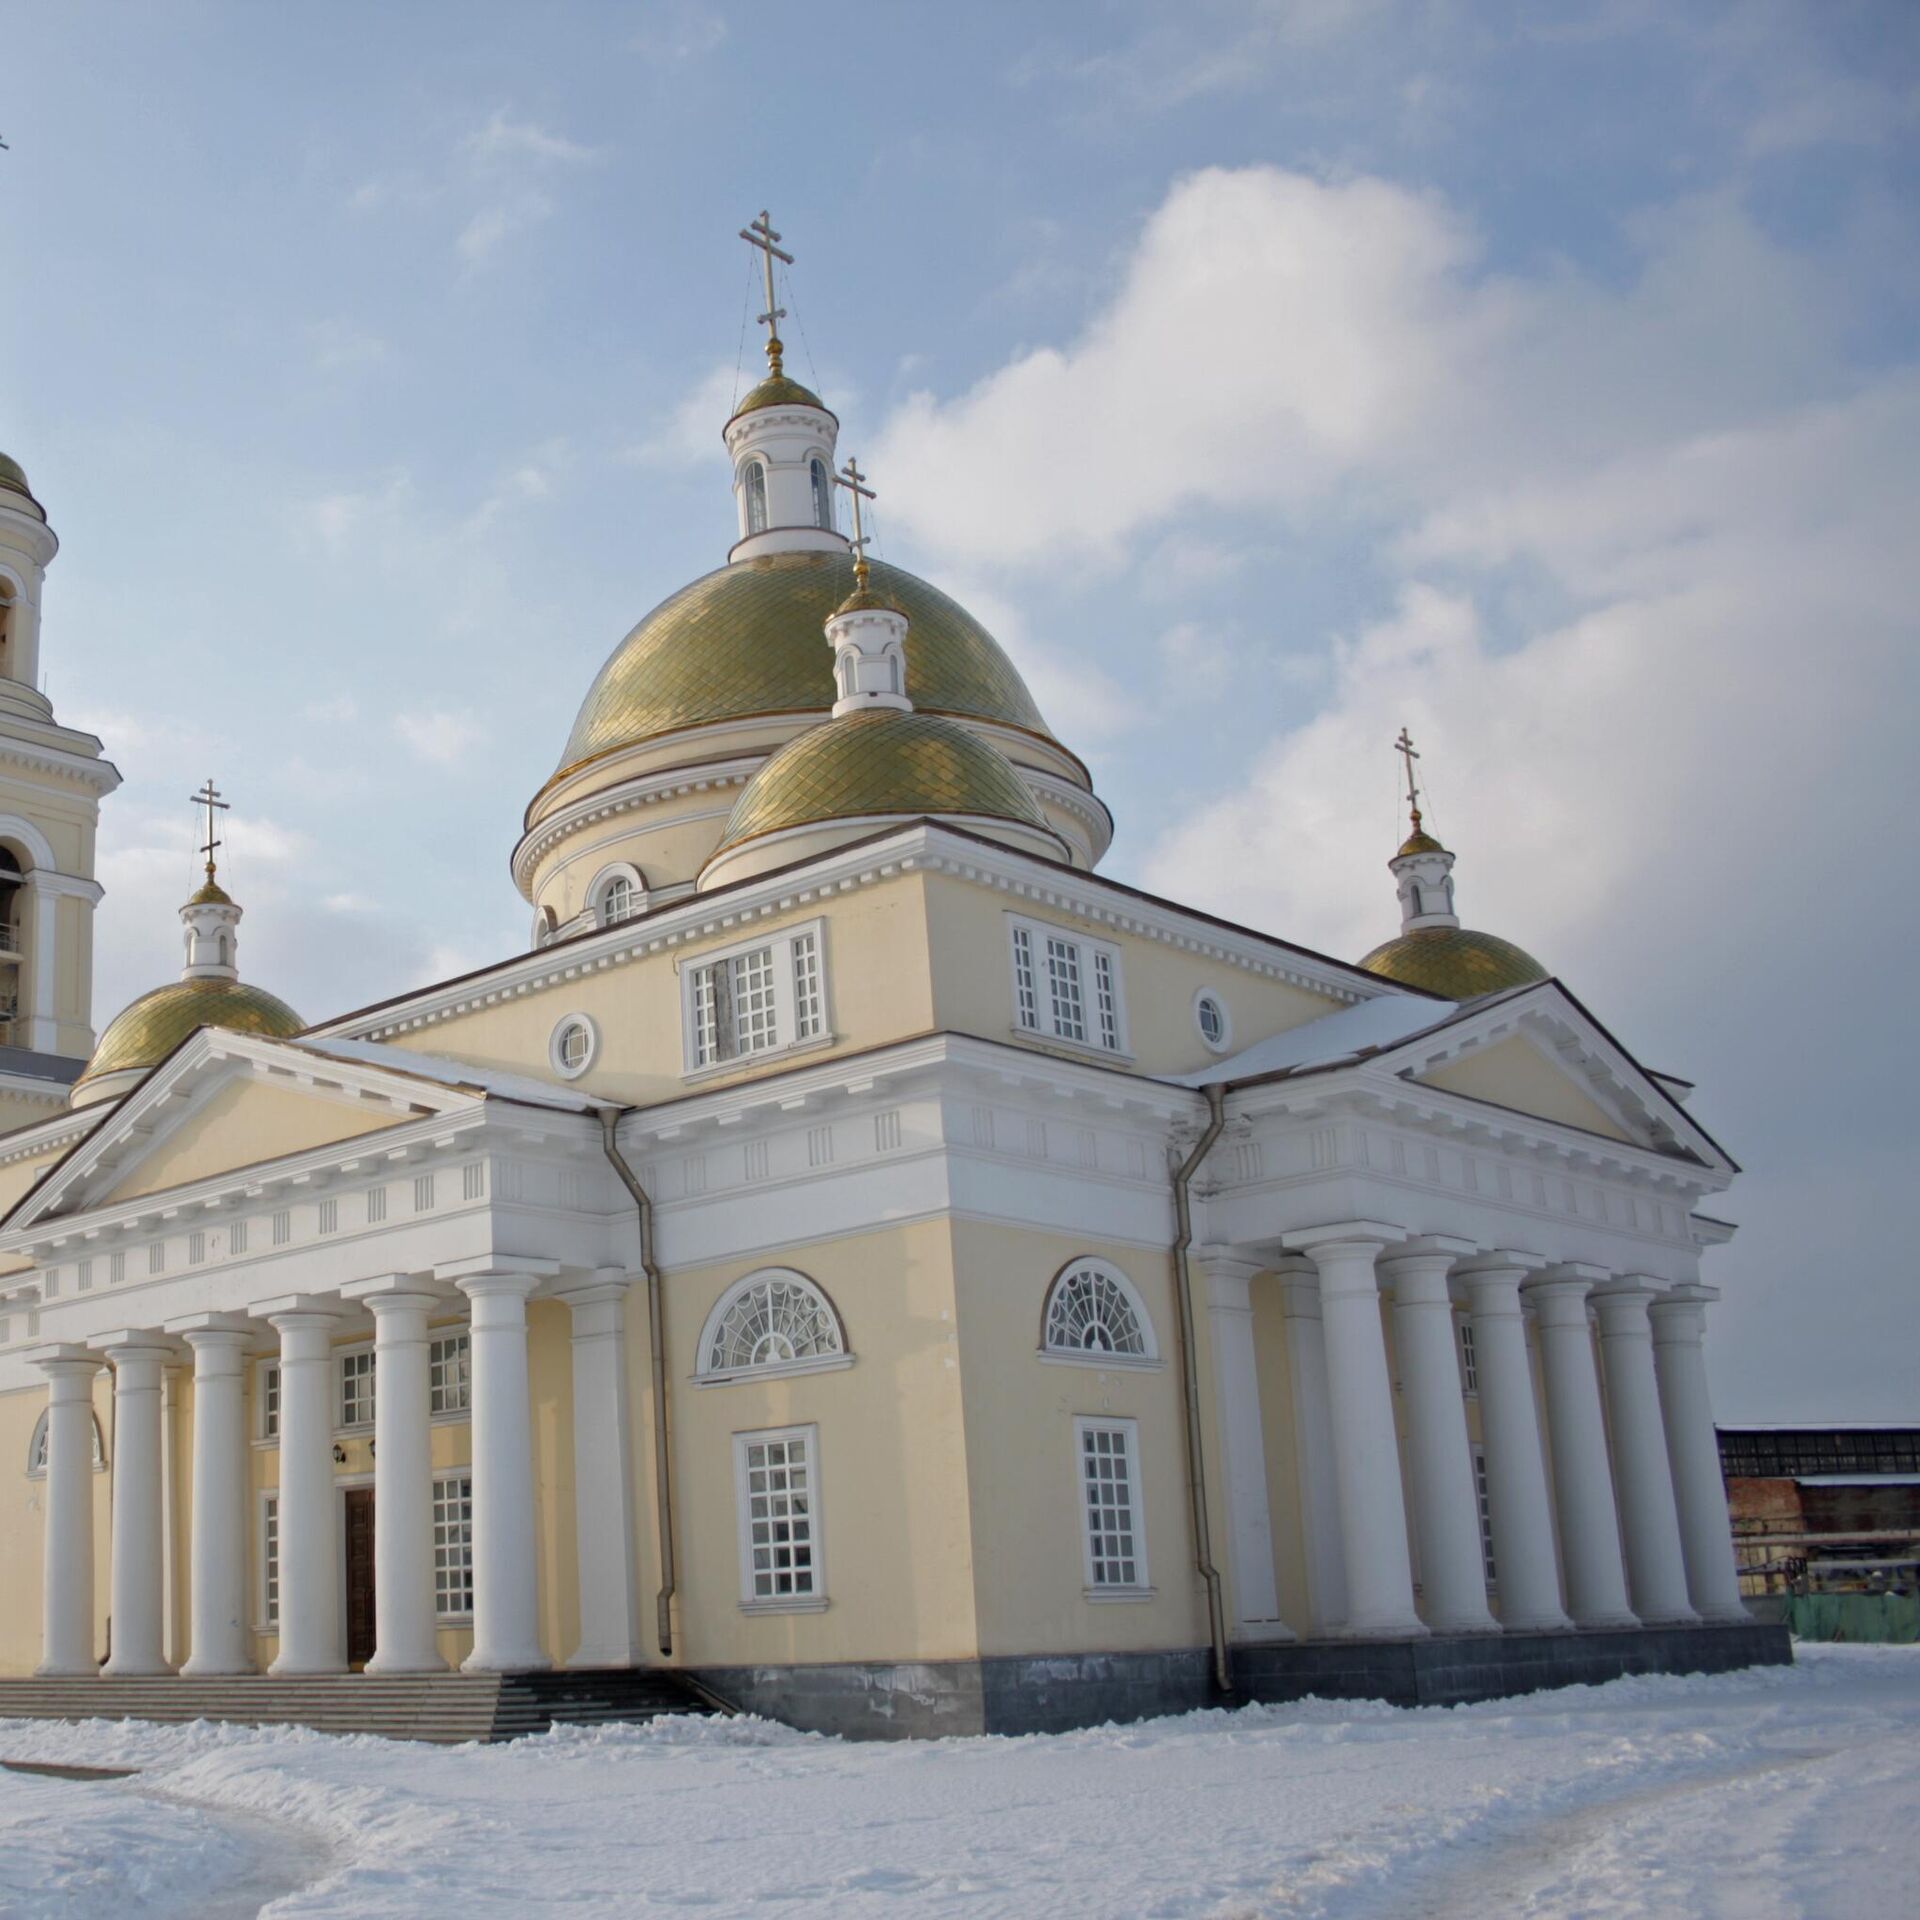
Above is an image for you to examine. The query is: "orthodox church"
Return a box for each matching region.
[0,222,1780,1737]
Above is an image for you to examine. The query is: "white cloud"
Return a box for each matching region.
[465,111,603,170]
[307,320,389,373]
[630,2,729,64]
[393,709,490,766]
[625,364,745,469]
[457,191,556,267]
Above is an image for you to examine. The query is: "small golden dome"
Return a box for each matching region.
[1358,927,1549,999]
[1397,827,1446,857]
[74,978,306,1097]
[545,552,1057,795]
[728,373,833,423]
[187,875,234,906]
[0,452,45,520]
[713,709,1048,856]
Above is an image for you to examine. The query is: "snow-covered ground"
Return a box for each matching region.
[1,1645,1914,1918]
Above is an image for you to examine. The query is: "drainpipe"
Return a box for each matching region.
[1171,1081,1232,1695]
[598,1109,677,1659]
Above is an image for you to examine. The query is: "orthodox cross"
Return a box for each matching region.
[191,777,229,882]
[738,210,793,376]
[836,457,876,584]
[1394,726,1425,833]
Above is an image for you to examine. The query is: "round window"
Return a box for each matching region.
[549,1013,598,1079]
[1195,991,1230,1053]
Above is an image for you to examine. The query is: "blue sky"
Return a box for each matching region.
[4,1,1916,1418]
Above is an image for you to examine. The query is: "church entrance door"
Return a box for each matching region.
[344,1488,376,1667]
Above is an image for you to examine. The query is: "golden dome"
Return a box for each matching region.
[546,551,1057,793]
[187,875,234,906]
[1397,827,1446,857]
[713,709,1049,856]
[0,452,44,520]
[728,372,832,423]
[75,978,306,1095]
[1358,927,1549,999]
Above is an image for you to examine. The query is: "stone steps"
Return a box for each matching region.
[0,1667,723,1744]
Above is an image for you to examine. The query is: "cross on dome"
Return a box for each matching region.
[835,456,876,587]
[1394,726,1424,836]
[739,210,794,378]
[191,775,229,885]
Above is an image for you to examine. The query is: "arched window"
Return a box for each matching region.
[698,1269,849,1382]
[1042,1259,1156,1363]
[593,871,641,927]
[0,581,13,662]
[0,847,23,1047]
[811,457,833,531]
[27,1408,106,1478]
[744,460,769,535]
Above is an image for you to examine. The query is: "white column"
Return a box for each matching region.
[26,870,59,1051]
[1525,1267,1637,1629]
[265,1299,343,1675]
[32,1347,99,1676]
[1382,1242,1498,1635]
[345,1279,447,1674]
[455,1271,549,1671]
[160,1362,182,1668]
[98,1334,175,1674]
[1278,1262,1347,1635]
[172,1320,254,1674]
[1290,1228,1425,1638]
[1456,1255,1571,1631]
[1649,1286,1747,1622]
[558,1272,644,1667]
[1196,1249,1290,1641]
[1592,1281,1696,1624]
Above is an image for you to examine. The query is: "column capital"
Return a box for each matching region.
[342,1274,448,1312]
[1280,1219,1406,1254]
[555,1268,635,1314]
[89,1330,182,1370]
[164,1309,255,1342]
[257,1292,343,1326]
[1648,1284,1717,1343]
[1276,1266,1323,1320]
[436,1255,562,1288]
[1523,1263,1609,1321]
[1378,1236,1476,1301]
[1454,1248,1545,1281]
[27,1343,101,1381]
[1190,1244,1264,1283]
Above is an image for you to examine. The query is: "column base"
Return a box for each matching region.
[1423,1611,1500,1636]
[1637,1606,1701,1627]
[34,1659,99,1678]
[1569,1610,1643,1631]
[365,1649,448,1675]
[102,1657,176,1677]
[180,1654,255,1677]
[462,1647,551,1673]
[1696,1601,1752,1624]
[1497,1611,1576,1633]
[1337,1616,1429,1640]
[269,1655,347,1677]
[566,1646,643,1670]
[1229,1623,1299,1646]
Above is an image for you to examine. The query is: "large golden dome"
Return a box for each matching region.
[712,708,1050,858]
[74,978,306,1099]
[546,552,1057,795]
[1358,927,1549,998]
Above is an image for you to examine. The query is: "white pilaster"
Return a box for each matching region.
[1591,1282,1697,1624]
[453,1270,549,1671]
[1287,1226,1425,1638]
[264,1299,344,1674]
[1381,1242,1498,1635]
[171,1319,254,1674]
[97,1334,176,1674]
[1195,1249,1290,1641]
[26,869,58,1051]
[345,1279,447,1673]
[1648,1286,1747,1622]
[558,1271,644,1667]
[1456,1255,1572,1632]
[32,1347,99,1676]
[1524,1267,1637,1629]
[1277,1261,1347,1635]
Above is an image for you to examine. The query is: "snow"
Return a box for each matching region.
[1,1646,1915,1917]
[1169,991,1460,1087]
[292,1035,615,1114]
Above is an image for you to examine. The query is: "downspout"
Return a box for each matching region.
[1171,1081,1232,1695]
[598,1108,677,1659]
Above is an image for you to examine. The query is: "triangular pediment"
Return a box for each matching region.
[1416,1033,1636,1143]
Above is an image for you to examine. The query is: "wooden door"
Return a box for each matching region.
[344,1487,376,1667]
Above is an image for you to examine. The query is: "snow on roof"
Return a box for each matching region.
[294,1036,615,1114]
[1169,991,1461,1089]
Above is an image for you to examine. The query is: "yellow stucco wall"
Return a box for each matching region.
[1422,1037,1634,1144]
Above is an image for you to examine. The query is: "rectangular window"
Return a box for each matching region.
[429,1331,470,1416]
[734,1425,823,1607]
[1006,916,1128,1055]
[262,1494,280,1627]
[1459,1320,1479,1397]
[682,920,830,1073]
[1075,1417,1147,1592]
[1473,1445,1497,1584]
[260,1362,280,1441]
[433,1474,474,1617]
[366,1187,387,1225]
[340,1349,375,1429]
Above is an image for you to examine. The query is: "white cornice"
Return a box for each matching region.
[0,730,120,796]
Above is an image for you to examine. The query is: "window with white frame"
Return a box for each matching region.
[593,870,642,927]
[550,1012,598,1079]
[743,459,769,534]
[699,1270,847,1382]
[1472,1444,1497,1585]
[1007,915,1127,1054]
[259,1361,281,1441]
[733,1425,823,1607]
[26,1409,105,1478]
[1075,1417,1147,1593]
[682,921,828,1072]
[1458,1319,1479,1397]
[261,1493,280,1626]
[1042,1259,1156,1363]
[433,1473,474,1617]
[429,1331,470,1416]
[340,1348,375,1429]
[810,456,834,530]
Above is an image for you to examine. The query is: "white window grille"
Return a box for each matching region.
[340,1349,375,1429]
[147,1242,166,1275]
[734,1426,822,1606]
[109,1250,126,1286]
[597,873,639,926]
[434,1474,474,1617]
[366,1187,387,1225]
[682,921,829,1073]
[1042,1259,1155,1362]
[700,1270,846,1381]
[231,1220,248,1256]
[744,459,769,534]
[1459,1320,1479,1397]
[429,1332,470,1416]
[1075,1418,1147,1591]
[1006,915,1128,1054]
[262,1494,280,1627]
[272,1209,291,1247]
[1473,1445,1497,1584]
[462,1162,485,1202]
[77,1260,92,1293]
[260,1362,280,1441]
[553,1017,594,1076]
[316,1200,337,1236]
[42,1269,58,1299]
[414,1174,435,1213]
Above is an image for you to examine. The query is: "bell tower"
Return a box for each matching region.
[0,455,120,1119]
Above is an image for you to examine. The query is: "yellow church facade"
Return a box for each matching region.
[0,229,1782,1735]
